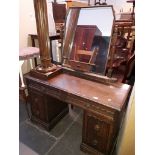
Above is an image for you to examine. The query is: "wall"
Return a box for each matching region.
[77,7,114,36]
[107,0,133,13]
[116,86,135,155]
[19,0,37,49]
[19,0,36,74]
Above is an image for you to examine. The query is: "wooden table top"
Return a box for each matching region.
[25,69,131,111]
[47,73,130,111]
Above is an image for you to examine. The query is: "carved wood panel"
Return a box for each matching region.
[83,111,111,154]
[29,89,47,122]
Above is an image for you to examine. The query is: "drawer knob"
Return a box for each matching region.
[94,124,100,131]
[86,103,90,108]
[93,140,98,146]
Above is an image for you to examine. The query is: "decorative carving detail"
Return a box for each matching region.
[94,124,100,131]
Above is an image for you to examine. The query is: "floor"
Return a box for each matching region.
[19,102,89,155]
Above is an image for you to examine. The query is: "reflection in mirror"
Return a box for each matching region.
[63,6,115,75]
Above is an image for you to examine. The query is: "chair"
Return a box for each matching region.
[69,47,99,72]
[75,49,98,64]
[19,47,40,88]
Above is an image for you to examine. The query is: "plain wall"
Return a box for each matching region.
[77,7,114,36]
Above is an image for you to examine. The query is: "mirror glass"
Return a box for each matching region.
[63,6,115,75]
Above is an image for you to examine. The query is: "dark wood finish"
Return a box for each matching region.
[107,26,118,77]
[25,67,130,154]
[63,6,115,75]
[52,2,66,46]
[69,60,94,72]
[69,25,102,72]
[62,8,80,65]
[122,53,135,83]
[26,75,68,130]
[70,25,102,60]
[69,48,99,72]
[32,0,57,76]
[106,21,135,80]
[28,3,130,154]
[52,2,66,24]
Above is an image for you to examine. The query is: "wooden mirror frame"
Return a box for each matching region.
[62,5,116,76]
[31,1,118,81]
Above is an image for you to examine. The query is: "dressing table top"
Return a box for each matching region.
[25,68,131,111]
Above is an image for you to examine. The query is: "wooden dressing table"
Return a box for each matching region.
[25,67,130,155]
[25,2,131,154]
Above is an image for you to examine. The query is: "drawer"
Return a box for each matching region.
[28,83,45,92]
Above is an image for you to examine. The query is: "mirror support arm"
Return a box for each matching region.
[107,26,118,77]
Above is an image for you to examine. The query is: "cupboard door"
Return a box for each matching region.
[83,111,111,154]
[29,90,47,122]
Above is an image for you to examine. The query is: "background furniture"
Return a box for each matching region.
[19,47,40,101]
[69,25,102,72]
[51,2,67,55]
[52,2,66,34]
[106,20,135,82]
[19,47,40,87]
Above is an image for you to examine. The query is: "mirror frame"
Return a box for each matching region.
[62,5,116,75]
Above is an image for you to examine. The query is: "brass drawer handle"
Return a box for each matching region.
[93,140,98,146]
[94,124,100,131]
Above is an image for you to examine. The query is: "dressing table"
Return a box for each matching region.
[24,2,131,155]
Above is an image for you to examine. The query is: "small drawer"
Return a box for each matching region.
[29,83,45,92]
